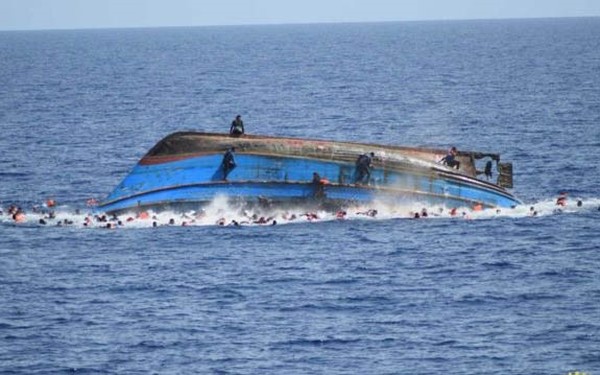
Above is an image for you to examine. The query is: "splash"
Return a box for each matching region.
[0,196,598,229]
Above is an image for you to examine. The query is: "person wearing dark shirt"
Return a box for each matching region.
[484,160,492,179]
[440,146,460,170]
[312,172,322,184]
[221,147,237,180]
[230,115,244,136]
[312,172,325,198]
[355,152,374,184]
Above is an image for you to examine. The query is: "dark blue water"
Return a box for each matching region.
[1,18,599,374]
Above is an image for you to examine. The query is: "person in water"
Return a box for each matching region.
[221,147,237,181]
[440,146,460,170]
[355,152,375,184]
[556,192,567,206]
[230,115,244,136]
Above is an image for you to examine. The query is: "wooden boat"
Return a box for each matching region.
[98,132,520,214]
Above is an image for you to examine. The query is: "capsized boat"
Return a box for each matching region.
[98,132,520,214]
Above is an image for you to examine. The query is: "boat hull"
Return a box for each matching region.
[99,134,521,214]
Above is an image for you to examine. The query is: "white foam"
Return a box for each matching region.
[0,196,597,229]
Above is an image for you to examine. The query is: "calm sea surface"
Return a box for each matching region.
[1,18,599,374]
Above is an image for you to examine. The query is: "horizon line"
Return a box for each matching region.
[1,15,598,32]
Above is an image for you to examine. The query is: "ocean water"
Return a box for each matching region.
[1,18,599,374]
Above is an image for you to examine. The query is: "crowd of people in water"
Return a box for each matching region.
[1,202,372,229]
[0,192,595,230]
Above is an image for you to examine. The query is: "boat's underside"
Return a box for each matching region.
[98,132,520,214]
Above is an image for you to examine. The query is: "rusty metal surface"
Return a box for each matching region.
[142,132,492,178]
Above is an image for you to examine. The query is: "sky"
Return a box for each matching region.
[1,0,599,31]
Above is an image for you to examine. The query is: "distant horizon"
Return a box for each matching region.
[2,0,600,32]
[1,15,598,33]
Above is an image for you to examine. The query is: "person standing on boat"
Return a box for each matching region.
[440,146,460,170]
[355,152,374,184]
[230,115,244,136]
[221,147,237,181]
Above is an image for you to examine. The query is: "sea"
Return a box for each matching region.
[1,18,599,374]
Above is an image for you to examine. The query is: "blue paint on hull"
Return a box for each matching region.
[100,153,521,213]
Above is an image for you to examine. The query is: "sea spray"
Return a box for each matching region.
[1,196,598,229]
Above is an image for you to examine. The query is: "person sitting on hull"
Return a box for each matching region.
[440,146,460,170]
[229,115,244,136]
[355,152,375,185]
[221,147,237,181]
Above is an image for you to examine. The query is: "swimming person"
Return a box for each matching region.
[556,192,567,206]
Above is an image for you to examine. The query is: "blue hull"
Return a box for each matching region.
[99,134,521,213]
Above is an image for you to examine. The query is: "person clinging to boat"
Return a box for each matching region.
[355,152,375,184]
[312,172,326,198]
[440,146,460,170]
[221,147,237,180]
[229,115,244,136]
